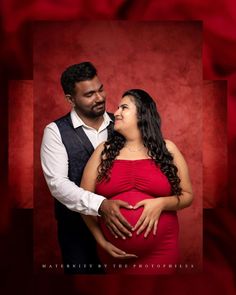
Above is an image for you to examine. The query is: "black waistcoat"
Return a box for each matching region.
[54,112,114,223]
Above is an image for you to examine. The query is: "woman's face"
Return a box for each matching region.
[114,95,138,134]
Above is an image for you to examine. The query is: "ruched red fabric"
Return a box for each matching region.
[96,159,179,274]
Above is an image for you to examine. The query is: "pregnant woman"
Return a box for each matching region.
[81,89,193,274]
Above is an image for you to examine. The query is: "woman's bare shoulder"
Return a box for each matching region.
[87,141,106,163]
[164,139,179,153]
[95,141,106,152]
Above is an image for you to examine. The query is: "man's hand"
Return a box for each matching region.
[99,199,133,239]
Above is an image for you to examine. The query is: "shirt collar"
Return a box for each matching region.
[70,108,113,129]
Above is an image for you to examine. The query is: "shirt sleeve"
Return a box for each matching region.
[40,122,105,216]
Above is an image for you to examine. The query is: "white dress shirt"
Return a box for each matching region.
[40,109,112,216]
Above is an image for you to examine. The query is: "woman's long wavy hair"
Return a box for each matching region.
[97,89,182,196]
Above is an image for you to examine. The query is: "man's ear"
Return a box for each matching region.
[65,94,75,107]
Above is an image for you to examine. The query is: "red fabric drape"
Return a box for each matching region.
[0,1,235,295]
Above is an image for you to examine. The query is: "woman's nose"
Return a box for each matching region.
[114,108,120,116]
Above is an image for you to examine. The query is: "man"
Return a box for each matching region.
[41,62,133,274]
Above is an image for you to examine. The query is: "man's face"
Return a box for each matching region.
[70,76,106,118]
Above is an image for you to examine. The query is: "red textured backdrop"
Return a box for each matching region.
[34,21,202,273]
[0,1,236,295]
[8,80,33,208]
[203,80,227,207]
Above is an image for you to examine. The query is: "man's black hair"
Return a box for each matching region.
[61,62,97,95]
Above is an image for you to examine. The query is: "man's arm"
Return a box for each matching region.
[40,122,105,216]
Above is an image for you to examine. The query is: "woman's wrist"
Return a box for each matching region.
[156,197,166,210]
[95,235,107,249]
[159,196,180,211]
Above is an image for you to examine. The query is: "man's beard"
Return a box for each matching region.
[91,102,105,117]
[75,102,105,118]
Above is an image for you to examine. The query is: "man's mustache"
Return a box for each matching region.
[93,102,105,108]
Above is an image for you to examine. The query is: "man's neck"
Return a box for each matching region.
[76,111,104,130]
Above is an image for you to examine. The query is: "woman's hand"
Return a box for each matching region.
[132,198,165,238]
[101,240,138,259]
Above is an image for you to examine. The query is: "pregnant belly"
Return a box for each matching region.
[98,192,179,256]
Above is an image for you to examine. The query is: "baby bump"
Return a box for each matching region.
[98,192,179,256]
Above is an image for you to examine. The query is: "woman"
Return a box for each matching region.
[81,89,193,274]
